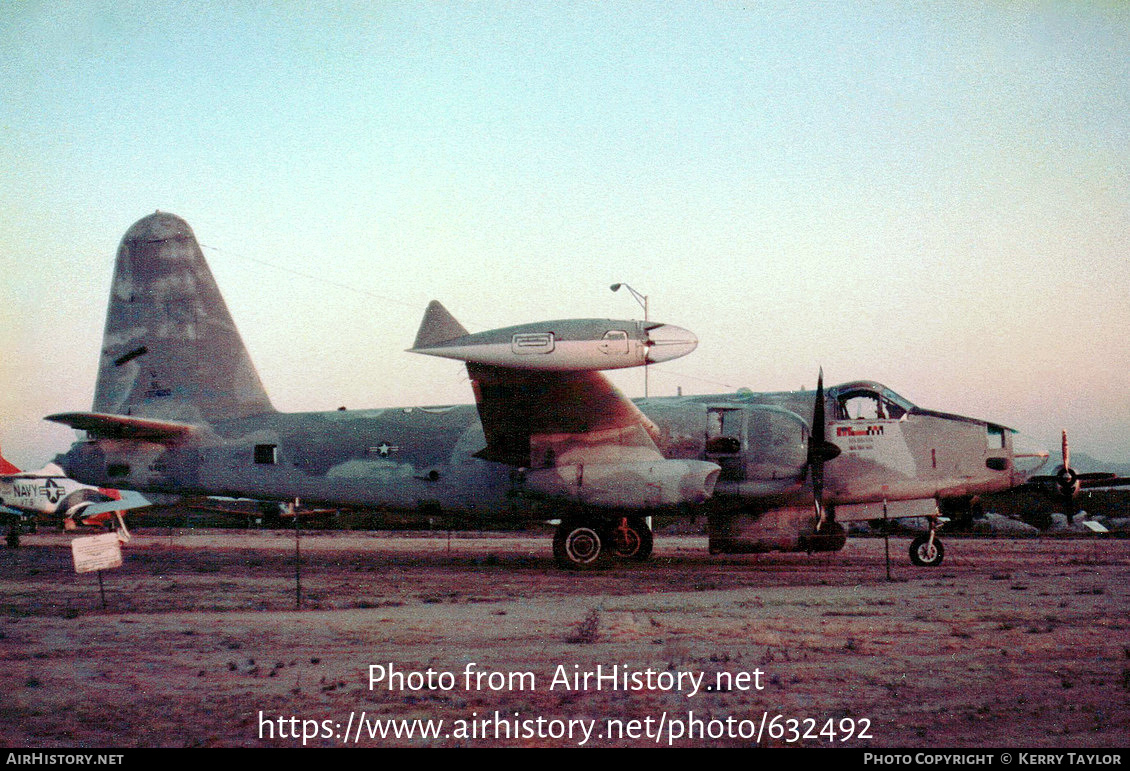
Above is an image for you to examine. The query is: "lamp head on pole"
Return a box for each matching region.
[610,282,647,316]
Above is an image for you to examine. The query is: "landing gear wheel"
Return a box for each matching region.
[553,521,606,569]
[605,516,654,561]
[909,534,944,567]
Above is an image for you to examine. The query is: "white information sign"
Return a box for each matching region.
[71,532,123,574]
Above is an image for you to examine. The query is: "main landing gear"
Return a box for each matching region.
[909,516,945,567]
[553,515,653,569]
[4,512,26,549]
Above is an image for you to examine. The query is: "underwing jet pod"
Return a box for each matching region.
[409,301,699,371]
[49,212,1051,568]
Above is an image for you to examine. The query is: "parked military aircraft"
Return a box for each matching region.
[1026,430,1130,526]
[0,443,146,547]
[48,212,1054,568]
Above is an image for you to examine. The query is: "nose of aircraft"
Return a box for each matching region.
[1012,432,1050,477]
[644,324,698,364]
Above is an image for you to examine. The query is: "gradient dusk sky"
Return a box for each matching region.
[1,2,1127,469]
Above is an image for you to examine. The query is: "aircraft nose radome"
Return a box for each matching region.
[122,211,195,244]
[645,324,698,364]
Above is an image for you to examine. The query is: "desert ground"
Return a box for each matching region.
[1,528,1128,748]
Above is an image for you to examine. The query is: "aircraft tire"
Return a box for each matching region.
[909,534,944,567]
[553,520,607,569]
[605,516,654,561]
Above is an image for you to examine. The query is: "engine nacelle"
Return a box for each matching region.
[524,459,720,509]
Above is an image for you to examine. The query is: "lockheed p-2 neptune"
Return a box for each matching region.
[48,212,1053,568]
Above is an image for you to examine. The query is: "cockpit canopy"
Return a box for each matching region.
[827,381,916,421]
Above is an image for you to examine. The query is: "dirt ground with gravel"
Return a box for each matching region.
[1,529,1128,748]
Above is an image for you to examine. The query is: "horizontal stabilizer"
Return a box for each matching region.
[413,301,470,349]
[45,412,199,444]
[79,490,153,517]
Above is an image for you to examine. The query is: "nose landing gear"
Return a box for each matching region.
[909,516,945,567]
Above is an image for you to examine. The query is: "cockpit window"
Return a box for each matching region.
[835,388,908,420]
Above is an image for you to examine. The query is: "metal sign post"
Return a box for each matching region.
[882,499,892,581]
[292,499,302,610]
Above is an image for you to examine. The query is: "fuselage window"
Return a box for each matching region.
[705,408,743,454]
[986,425,1005,449]
[254,444,278,465]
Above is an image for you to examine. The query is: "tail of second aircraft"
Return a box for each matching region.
[0,443,22,475]
[91,212,274,424]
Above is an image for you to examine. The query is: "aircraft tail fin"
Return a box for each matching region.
[92,212,275,424]
[412,300,470,349]
[0,443,22,474]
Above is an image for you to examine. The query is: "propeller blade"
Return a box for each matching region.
[813,369,826,446]
[1056,430,1079,523]
[807,369,840,526]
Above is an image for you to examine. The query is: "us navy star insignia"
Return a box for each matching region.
[43,478,64,504]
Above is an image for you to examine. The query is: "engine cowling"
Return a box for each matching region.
[524,459,720,509]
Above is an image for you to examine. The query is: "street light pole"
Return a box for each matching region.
[610,282,649,398]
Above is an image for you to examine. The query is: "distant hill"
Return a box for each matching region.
[1055,452,1130,477]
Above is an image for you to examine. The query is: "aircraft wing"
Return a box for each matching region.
[1027,472,1130,491]
[467,363,662,467]
[44,412,199,444]
[77,490,152,516]
[466,363,718,509]
[412,301,685,468]
[410,302,719,509]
